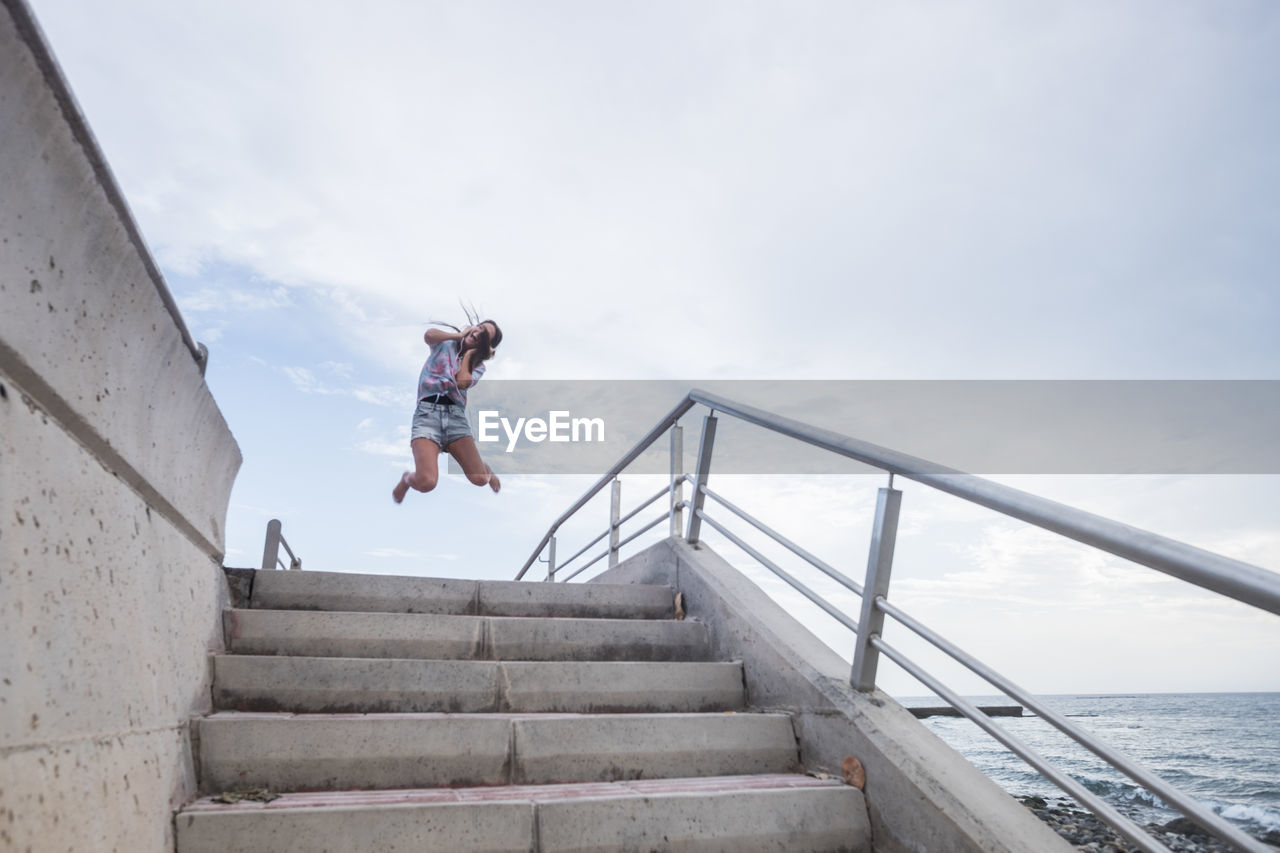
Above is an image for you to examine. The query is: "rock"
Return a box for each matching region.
[1161,817,1213,840]
[841,755,866,790]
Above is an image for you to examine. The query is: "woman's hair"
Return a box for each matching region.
[433,303,503,362]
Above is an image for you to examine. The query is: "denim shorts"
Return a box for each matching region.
[410,399,473,447]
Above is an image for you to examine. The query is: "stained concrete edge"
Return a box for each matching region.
[1,0,240,558]
[591,538,1073,853]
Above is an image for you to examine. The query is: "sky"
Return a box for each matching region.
[25,0,1280,697]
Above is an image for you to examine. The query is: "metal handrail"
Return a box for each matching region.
[548,482,678,581]
[684,389,1280,616]
[519,388,1280,614]
[615,513,669,553]
[516,388,1280,851]
[261,519,301,571]
[696,503,1266,852]
[559,548,610,583]
[558,527,611,573]
[515,397,696,579]
[875,595,1260,851]
[694,508,859,633]
[700,483,864,596]
[870,635,1166,853]
[616,483,673,529]
[560,512,671,583]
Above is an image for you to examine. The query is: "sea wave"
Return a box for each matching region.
[1213,801,1280,832]
[916,692,1280,841]
[1080,777,1168,811]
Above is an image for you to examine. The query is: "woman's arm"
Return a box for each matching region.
[425,326,466,346]
[455,347,478,389]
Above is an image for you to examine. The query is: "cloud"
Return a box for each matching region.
[178,286,291,314]
[357,436,410,459]
[39,1,1280,382]
[367,548,458,561]
[320,361,354,379]
[280,366,322,393]
[275,362,407,409]
[352,386,412,408]
[28,0,1280,693]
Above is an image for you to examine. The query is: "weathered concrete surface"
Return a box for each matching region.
[177,797,536,853]
[501,660,747,714]
[184,565,872,851]
[250,568,675,619]
[1,3,241,850]
[196,711,798,792]
[224,608,711,661]
[488,613,707,661]
[0,2,239,559]
[511,712,799,784]
[592,539,1073,853]
[476,577,675,619]
[226,609,486,659]
[536,782,869,852]
[197,713,514,792]
[212,655,747,714]
[176,775,865,853]
[213,656,506,714]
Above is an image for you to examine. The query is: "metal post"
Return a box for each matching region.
[546,535,557,582]
[685,413,718,545]
[851,487,903,691]
[609,478,622,568]
[669,425,684,537]
[261,519,282,571]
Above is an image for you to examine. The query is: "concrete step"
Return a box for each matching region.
[224,609,709,661]
[212,656,747,714]
[250,569,676,619]
[176,774,870,853]
[197,712,800,792]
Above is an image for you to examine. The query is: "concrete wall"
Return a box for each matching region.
[1,2,242,851]
[593,538,1073,853]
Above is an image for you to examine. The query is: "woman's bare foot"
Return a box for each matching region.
[392,472,411,504]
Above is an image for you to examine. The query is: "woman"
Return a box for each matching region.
[393,318,504,503]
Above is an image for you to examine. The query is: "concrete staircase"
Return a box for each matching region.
[175,570,870,852]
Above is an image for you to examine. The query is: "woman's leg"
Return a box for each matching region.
[393,438,442,502]
[445,436,501,493]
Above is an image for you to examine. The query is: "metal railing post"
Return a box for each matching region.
[851,485,902,691]
[261,519,282,571]
[685,413,718,545]
[546,535,557,582]
[669,425,684,537]
[608,478,622,568]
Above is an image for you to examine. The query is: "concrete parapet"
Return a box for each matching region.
[1,2,241,850]
[592,538,1073,853]
[0,0,239,559]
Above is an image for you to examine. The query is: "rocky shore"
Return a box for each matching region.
[1019,795,1280,852]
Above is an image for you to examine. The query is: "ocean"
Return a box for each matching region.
[903,693,1280,842]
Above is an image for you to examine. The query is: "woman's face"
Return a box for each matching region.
[463,322,497,351]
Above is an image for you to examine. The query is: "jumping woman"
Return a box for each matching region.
[393,317,503,503]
